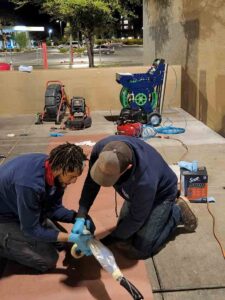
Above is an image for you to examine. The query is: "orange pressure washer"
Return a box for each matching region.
[35,80,70,125]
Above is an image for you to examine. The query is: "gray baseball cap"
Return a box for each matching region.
[90,141,132,186]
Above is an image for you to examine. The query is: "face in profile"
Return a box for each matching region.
[55,169,82,188]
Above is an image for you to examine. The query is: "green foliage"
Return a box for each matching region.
[42,0,116,35]
[58,47,68,53]
[14,32,28,49]
[122,38,143,45]
[74,47,85,54]
[10,0,42,9]
[10,0,143,67]
[95,38,143,45]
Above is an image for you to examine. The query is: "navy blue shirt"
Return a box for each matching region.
[0,154,75,242]
[79,135,178,240]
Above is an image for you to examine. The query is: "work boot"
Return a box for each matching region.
[176,197,198,232]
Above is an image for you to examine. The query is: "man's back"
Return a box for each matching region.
[0,153,47,219]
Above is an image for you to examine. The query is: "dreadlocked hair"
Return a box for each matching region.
[49,142,87,175]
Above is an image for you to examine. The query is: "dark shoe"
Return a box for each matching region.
[176,197,198,232]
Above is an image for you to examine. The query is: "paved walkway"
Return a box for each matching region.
[0,109,225,300]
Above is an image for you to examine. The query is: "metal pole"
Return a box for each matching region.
[99,46,102,65]
[60,21,62,37]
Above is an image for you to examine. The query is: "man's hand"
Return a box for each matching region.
[72,217,85,235]
[68,233,92,256]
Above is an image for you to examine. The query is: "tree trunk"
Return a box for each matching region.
[85,34,94,68]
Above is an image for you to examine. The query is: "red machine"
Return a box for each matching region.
[116,108,143,137]
[117,122,142,137]
[35,80,70,125]
[0,63,10,71]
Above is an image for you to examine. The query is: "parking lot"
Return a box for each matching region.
[0,45,144,69]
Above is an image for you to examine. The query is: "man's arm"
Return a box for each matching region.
[47,198,76,223]
[15,185,61,242]
[77,147,101,218]
[77,170,100,218]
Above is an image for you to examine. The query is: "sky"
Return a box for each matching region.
[0,0,52,27]
[0,0,60,38]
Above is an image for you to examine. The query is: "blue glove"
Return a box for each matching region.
[72,217,85,235]
[68,232,79,244]
[68,233,92,256]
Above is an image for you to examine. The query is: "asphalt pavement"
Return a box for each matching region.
[0,45,144,69]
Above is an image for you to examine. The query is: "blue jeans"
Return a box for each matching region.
[118,199,181,258]
[0,221,59,272]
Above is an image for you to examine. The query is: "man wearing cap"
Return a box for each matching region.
[72,135,198,259]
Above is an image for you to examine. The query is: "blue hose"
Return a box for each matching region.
[155,126,185,134]
[141,125,185,140]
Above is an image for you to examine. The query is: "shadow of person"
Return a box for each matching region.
[59,242,138,300]
[61,253,112,300]
[0,230,139,300]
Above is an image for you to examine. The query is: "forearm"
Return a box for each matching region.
[78,172,100,216]
[57,232,70,242]
[49,207,76,223]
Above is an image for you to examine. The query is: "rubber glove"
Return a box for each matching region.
[178,160,198,172]
[72,217,85,235]
[68,233,92,256]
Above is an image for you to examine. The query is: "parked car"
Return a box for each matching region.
[84,44,115,55]
[58,41,81,49]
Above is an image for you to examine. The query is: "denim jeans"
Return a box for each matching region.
[0,221,59,272]
[118,198,181,259]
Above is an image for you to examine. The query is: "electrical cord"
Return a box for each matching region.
[206,200,225,259]
[114,190,119,218]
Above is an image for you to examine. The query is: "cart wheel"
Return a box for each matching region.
[135,93,147,106]
[147,112,162,127]
[120,87,131,108]
[35,113,43,125]
[150,91,158,110]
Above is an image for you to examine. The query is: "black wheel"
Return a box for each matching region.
[147,112,162,127]
[35,113,43,125]
[84,116,92,128]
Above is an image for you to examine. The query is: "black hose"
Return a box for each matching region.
[119,276,144,299]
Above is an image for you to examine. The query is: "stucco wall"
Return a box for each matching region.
[143,0,225,137]
[0,65,180,114]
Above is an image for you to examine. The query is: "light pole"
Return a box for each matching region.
[48,28,52,40]
[56,20,62,37]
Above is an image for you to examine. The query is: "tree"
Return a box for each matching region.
[10,0,142,67]
[14,32,28,49]
[117,0,143,38]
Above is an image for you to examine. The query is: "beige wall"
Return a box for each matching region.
[0,65,180,114]
[143,0,225,137]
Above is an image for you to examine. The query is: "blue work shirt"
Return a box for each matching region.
[79,135,178,240]
[0,154,75,242]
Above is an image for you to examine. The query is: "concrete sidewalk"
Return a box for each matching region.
[0,108,225,300]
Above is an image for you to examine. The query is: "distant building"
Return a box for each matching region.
[0,26,44,49]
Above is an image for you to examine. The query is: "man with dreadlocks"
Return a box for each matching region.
[0,143,94,272]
